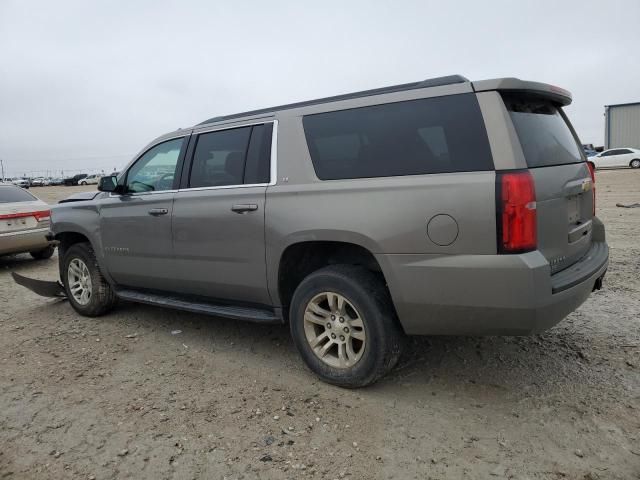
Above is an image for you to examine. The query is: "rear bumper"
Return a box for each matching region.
[377,237,608,336]
[0,228,52,256]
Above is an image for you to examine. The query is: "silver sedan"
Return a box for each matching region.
[0,183,55,259]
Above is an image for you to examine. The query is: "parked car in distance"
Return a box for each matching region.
[50,177,64,186]
[50,75,608,387]
[11,178,30,189]
[79,174,101,185]
[63,174,88,186]
[0,183,55,259]
[31,177,46,187]
[588,147,640,169]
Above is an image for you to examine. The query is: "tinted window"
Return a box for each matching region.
[503,94,583,168]
[189,127,252,188]
[126,138,184,193]
[244,123,273,184]
[618,149,632,154]
[302,93,493,180]
[0,185,36,203]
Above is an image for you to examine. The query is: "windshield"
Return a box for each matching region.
[502,94,583,168]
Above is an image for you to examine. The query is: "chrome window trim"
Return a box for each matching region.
[176,119,278,193]
[107,186,180,199]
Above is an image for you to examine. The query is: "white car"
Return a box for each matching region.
[589,147,640,169]
[79,174,101,185]
[11,178,30,188]
[0,183,55,259]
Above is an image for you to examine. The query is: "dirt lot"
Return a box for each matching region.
[1,174,639,480]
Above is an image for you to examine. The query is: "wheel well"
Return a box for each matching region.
[278,241,385,315]
[56,232,91,283]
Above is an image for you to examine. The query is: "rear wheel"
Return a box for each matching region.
[630,159,640,169]
[30,245,55,260]
[289,265,404,388]
[62,242,117,317]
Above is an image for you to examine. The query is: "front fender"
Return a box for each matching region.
[51,202,114,285]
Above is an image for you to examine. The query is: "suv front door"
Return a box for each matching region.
[170,122,274,306]
[99,136,187,290]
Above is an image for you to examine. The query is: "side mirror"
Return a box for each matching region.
[98,175,118,193]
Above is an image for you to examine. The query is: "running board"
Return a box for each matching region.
[115,289,282,324]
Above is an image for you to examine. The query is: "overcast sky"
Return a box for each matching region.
[1,0,638,177]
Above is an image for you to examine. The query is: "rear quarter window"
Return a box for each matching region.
[302,93,494,180]
[0,186,37,203]
[503,94,583,168]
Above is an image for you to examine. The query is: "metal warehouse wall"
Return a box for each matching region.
[605,103,640,149]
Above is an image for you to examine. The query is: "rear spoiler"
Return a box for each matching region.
[472,78,572,106]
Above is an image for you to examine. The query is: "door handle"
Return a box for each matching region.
[148,208,169,216]
[231,204,258,214]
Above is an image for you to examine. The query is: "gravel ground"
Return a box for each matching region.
[1,172,639,480]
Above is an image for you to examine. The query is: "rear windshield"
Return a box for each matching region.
[303,93,494,180]
[0,185,36,203]
[503,94,583,168]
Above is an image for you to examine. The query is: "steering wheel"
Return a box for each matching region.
[155,173,174,191]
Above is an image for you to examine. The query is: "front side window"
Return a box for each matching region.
[189,127,252,188]
[126,138,184,193]
[302,93,493,180]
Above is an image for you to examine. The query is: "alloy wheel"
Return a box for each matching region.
[68,258,92,305]
[303,292,366,368]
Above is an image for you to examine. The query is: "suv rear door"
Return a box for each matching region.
[170,122,274,306]
[502,93,594,274]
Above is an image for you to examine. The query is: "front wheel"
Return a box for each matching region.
[630,159,640,169]
[62,242,117,317]
[289,265,404,388]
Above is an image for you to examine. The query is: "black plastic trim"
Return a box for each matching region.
[551,241,608,294]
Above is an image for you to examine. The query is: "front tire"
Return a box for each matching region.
[62,242,117,317]
[289,265,404,388]
[630,159,640,169]
[30,245,55,260]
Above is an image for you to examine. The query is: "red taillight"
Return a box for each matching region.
[586,161,596,216]
[33,210,51,221]
[0,210,50,221]
[497,171,537,253]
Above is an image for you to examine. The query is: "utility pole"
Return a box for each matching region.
[0,159,5,181]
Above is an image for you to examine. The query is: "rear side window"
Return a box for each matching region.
[302,93,493,180]
[190,127,252,188]
[189,123,273,188]
[503,94,583,168]
[0,186,37,203]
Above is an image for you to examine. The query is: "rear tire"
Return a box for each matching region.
[630,159,640,169]
[289,265,404,388]
[62,242,117,317]
[30,245,55,260]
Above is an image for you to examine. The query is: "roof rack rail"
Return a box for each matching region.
[198,74,469,125]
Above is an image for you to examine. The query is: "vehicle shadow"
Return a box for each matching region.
[84,299,605,399]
